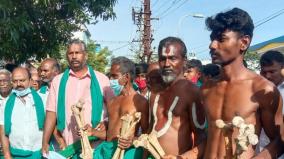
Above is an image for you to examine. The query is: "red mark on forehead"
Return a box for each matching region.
[162,45,175,56]
[165,47,171,54]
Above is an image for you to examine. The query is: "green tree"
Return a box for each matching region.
[60,40,112,73]
[0,0,116,63]
[86,41,111,73]
[244,51,260,71]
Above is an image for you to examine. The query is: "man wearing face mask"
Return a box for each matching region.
[134,63,148,97]
[94,56,149,159]
[0,67,45,158]
[184,59,203,87]
[42,39,114,158]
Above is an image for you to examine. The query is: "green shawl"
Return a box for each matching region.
[57,66,103,131]
[4,88,45,135]
[93,140,143,159]
[39,84,48,94]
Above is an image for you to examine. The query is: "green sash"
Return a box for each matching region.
[10,147,42,159]
[59,136,98,158]
[57,66,103,132]
[93,140,143,159]
[4,88,45,135]
[39,84,48,94]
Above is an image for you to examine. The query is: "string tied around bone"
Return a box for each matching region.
[215,116,258,159]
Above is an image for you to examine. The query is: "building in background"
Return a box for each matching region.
[72,24,92,45]
[249,35,284,55]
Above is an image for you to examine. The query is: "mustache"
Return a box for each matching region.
[161,68,174,73]
[70,60,80,63]
[15,86,25,90]
[210,50,220,56]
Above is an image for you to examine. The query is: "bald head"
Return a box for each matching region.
[12,67,31,90]
[40,58,60,83]
[146,62,164,93]
[147,62,160,74]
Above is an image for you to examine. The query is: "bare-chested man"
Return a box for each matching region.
[148,37,206,159]
[93,56,149,159]
[202,8,284,159]
[146,62,165,95]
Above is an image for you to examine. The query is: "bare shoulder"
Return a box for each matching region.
[172,79,202,105]
[250,72,280,108]
[107,96,119,109]
[251,73,276,94]
[174,79,200,94]
[201,78,219,95]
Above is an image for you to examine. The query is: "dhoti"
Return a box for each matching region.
[93,141,143,159]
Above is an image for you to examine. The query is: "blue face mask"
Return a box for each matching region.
[110,79,124,96]
[12,88,31,97]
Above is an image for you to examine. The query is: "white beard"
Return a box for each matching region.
[162,74,176,84]
[42,78,51,83]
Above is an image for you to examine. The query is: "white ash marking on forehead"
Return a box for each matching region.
[162,45,176,56]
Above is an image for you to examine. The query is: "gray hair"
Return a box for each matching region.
[111,56,136,80]
[0,69,12,81]
[67,39,87,52]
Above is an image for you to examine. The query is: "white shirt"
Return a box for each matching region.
[0,94,8,108]
[0,94,43,151]
[38,87,49,107]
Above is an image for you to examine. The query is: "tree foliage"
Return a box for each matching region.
[244,51,260,71]
[60,40,112,73]
[0,0,116,63]
[86,41,111,72]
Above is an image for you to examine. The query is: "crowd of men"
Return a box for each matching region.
[0,7,284,159]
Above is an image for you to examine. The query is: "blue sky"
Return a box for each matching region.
[87,0,284,61]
